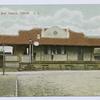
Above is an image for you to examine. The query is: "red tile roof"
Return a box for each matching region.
[0,28,100,46]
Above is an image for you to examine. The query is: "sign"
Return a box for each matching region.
[33,41,39,46]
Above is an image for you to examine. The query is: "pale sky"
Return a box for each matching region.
[0,5,100,37]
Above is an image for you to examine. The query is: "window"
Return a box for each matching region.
[44,46,51,54]
[62,47,66,54]
[44,46,65,55]
[51,46,62,55]
[52,47,57,54]
[94,56,100,60]
[57,47,61,54]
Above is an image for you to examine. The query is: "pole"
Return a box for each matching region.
[32,43,33,63]
[29,39,32,70]
[2,43,5,75]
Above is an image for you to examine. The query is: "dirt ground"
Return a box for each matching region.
[0,75,16,96]
[0,71,100,96]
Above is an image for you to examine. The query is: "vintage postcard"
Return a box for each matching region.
[0,4,100,97]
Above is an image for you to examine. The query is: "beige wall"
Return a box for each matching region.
[42,55,51,61]
[41,26,69,39]
[5,55,19,67]
[53,55,67,61]
[5,55,18,61]
[21,55,30,63]
[5,62,19,67]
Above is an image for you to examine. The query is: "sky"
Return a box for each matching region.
[0,5,100,37]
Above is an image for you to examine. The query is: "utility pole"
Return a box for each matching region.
[2,42,5,75]
[29,39,32,70]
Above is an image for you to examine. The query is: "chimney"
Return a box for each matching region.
[67,27,70,38]
[37,34,40,39]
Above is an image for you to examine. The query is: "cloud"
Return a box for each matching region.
[0,7,100,37]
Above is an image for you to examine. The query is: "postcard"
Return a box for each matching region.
[0,4,100,98]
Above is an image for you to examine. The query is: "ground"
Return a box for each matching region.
[0,71,100,96]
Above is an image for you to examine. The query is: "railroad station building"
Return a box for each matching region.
[0,26,100,70]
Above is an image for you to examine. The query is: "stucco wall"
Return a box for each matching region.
[42,55,51,61]
[5,62,19,67]
[5,55,19,67]
[5,55,18,61]
[41,26,69,39]
[53,55,67,61]
[21,55,30,63]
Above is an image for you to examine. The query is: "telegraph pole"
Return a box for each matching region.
[29,39,32,70]
[2,42,5,75]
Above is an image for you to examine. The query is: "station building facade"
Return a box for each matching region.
[0,26,100,70]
